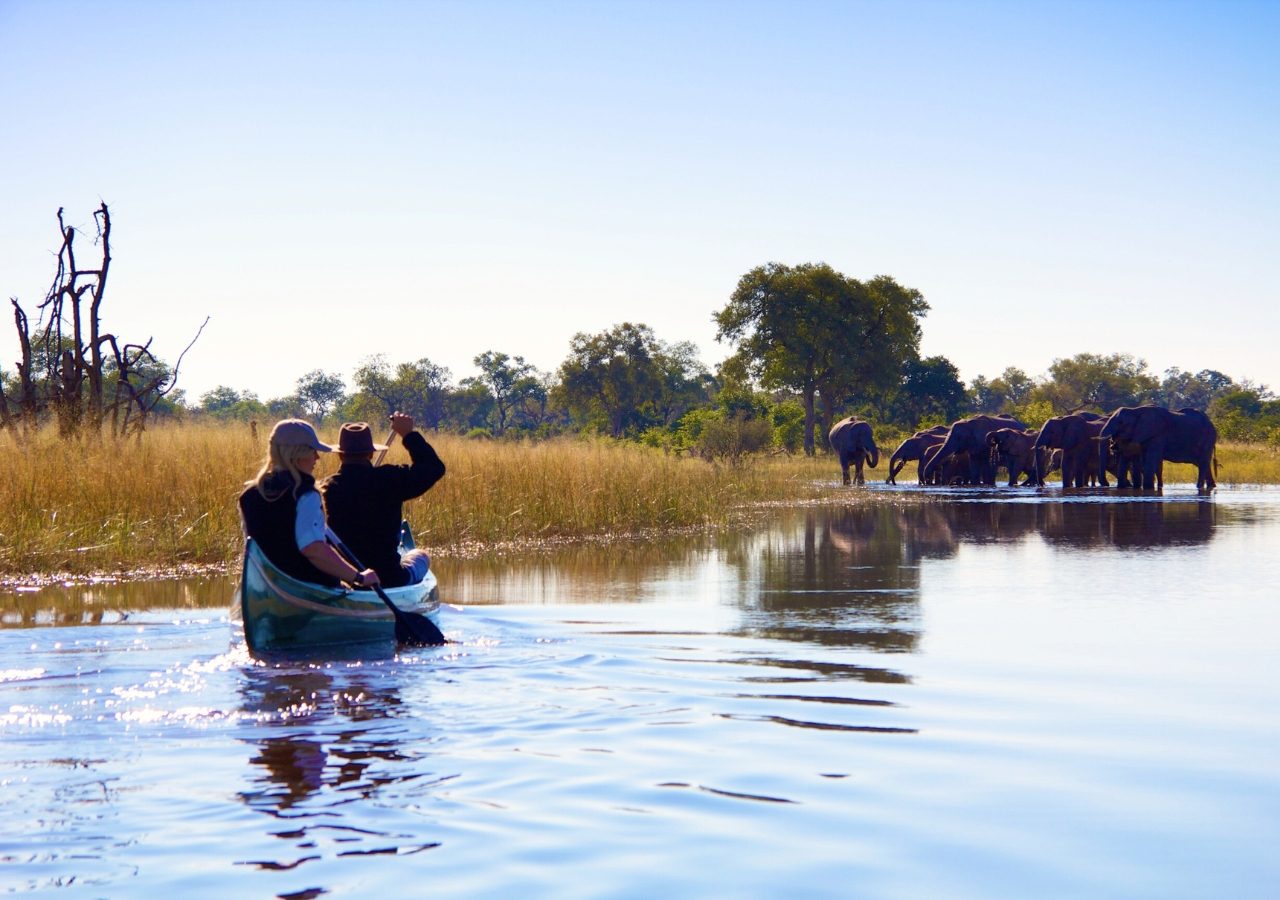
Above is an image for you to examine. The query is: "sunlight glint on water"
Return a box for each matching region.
[2,487,1278,898]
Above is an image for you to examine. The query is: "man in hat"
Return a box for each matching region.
[321,411,446,587]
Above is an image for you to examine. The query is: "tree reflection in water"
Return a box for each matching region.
[725,497,1222,661]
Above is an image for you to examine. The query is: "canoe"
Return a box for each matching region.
[233,533,440,656]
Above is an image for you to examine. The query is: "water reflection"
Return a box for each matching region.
[235,665,444,872]
[887,496,1220,558]
[736,506,921,653]
[0,576,229,628]
[2,496,1229,633]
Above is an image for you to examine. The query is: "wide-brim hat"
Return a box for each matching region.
[338,422,389,455]
[269,419,335,451]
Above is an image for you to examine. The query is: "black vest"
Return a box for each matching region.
[322,431,445,587]
[238,472,339,587]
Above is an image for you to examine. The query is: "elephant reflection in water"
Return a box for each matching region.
[893,502,1054,561]
[894,498,1218,556]
[1040,501,1217,549]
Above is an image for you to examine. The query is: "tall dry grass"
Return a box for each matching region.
[415,434,830,549]
[0,422,261,577]
[1208,441,1280,485]
[0,423,829,577]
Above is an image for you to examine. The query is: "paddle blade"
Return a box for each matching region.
[392,607,448,647]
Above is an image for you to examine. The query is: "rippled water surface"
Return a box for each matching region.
[3,486,1279,898]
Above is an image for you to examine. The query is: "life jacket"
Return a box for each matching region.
[238,471,339,587]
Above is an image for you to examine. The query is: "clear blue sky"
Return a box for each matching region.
[2,0,1277,403]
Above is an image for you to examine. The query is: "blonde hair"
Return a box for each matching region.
[249,440,316,501]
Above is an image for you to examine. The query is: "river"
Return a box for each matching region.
[3,485,1278,898]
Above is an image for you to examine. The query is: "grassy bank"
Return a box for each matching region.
[0,425,1274,579]
[0,423,830,578]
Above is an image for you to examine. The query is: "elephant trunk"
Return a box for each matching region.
[868,442,880,468]
[921,434,955,481]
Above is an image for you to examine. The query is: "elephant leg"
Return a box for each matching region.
[854,453,866,485]
[1070,451,1087,488]
[971,456,987,485]
[840,452,851,486]
[1141,447,1160,490]
[1198,458,1214,491]
[1116,454,1133,489]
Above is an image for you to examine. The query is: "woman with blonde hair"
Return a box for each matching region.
[238,419,379,589]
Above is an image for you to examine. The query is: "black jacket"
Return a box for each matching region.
[238,472,339,587]
[321,431,445,586]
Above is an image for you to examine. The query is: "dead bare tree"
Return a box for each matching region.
[109,318,209,437]
[3,203,206,437]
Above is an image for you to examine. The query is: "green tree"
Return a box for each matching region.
[200,385,243,414]
[1030,353,1158,413]
[714,262,927,455]
[199,385,267,421]
[351,355,453,429]
[969,367,1034,414]
[445,380,496,433]
[267,394,305,418]
[653,340,709,424]
[295,370,346,421]
[556,323,673,438]
[1155,368,1234,410]
[891,356,967,427]
[510,371,559,432]
[465,351,541,436]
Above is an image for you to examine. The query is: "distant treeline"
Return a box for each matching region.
[6,258,1278,456]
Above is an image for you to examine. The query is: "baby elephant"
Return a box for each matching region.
[828,416,879,485]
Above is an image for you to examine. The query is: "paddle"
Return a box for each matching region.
[326,528,448,646]
[373,429,396,466]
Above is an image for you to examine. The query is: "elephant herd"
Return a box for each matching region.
[828,406,1219,491]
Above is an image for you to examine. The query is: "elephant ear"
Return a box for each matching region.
[1063,416,1084,448]
[986,431,1000,447]
[1131,408,1165,444]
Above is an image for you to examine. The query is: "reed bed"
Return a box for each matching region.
[1209,441,1280,485]
[0,424,829,578]
[0,422,261,578]
[0,424,1274,580]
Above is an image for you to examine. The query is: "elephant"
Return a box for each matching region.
[1098,406,1218,491]
[885,425,949,484]
[1109,438,1160,490]
[986,428,1042,486]
[1043,448,1063,481]
[920,444,970,485]
[920,414,1026,486]
[828,416,879,486]
[1033,412,1110,488]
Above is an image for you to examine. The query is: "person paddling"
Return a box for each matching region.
[238,419,380,590]
[321,412,446,587]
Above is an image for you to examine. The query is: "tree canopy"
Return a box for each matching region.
[714,262,927,454]
[555,322,706,438]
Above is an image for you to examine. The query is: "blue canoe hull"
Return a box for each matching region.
[234,538,440,656]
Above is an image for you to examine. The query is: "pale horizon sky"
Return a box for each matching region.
[2,0,1277,405]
